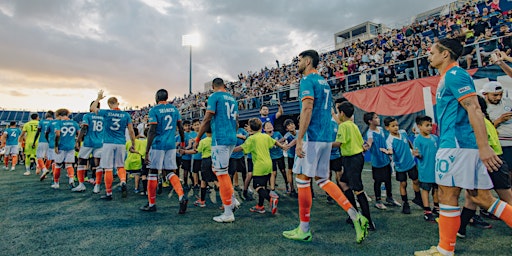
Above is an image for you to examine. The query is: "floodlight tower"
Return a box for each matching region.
[182,33,200,94]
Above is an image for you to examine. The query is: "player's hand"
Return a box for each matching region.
[412,148,420,157]
[144,154,150,165]
[362,142,370,151]
[54,147,59,154]
[97,90,106,100]
[75,142,80,152]
[479,146,502,172]
[295,140,304,158]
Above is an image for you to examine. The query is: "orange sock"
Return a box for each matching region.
[77,165,85,183]
[4,156,8,167]
[438,204,460,253]
[54,166,61,183]
[168,173,184,198]
[319,180,353,212]
[66,164,74,179]
[117,167,126,183]
[37,159,45,170]
[95,169,103,185]
[45,160,52,170]
[148,174,158,206]
[12,155,18,166]
[296,178,312,222]
[216,173,234,206]
[489,199,512,227]
[104,170,113,195]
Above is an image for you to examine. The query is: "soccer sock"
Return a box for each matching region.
[117,167,126,183]
[424,206,432,212]
[216,173,234,207]
[12,155,18,166]
[373,181,381,201]
[95,169,103,185]
[25,156,30,170]
[104,169,113,195]
[65,164,74,181]
[356,192,373,224]
[37,159,45,171]
[257,189,266,207]
[142,179,147,193]
[167,173,184,199]
[437,204,461,253]
[343,189,358,211]
[401,194,408,203]
[77,165,86,183]
[488,199,512,227]
[459,207,476,231]
[414,191,421,200]
[4,156,8,167]
[148,174,157,206]
[296,178,312,232]
[200,187,206,201]
[45,160,52,170]
[318,179,353,212]
[54,164,61,183]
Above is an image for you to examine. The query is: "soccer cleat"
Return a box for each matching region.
[10,166,15,171]
[290,190,298,198]
[402,203,411,214]
[375,201,387,210]
[23,171,30,176]
[282,226,312,242]
[270,197,278,214]
[134,189,140,194]
[231,197,241,212]
[457,228,466,239]
[194,199,206,208]
[71,183,86,192]
[353,214,369,243]
[432,207,439,217]
[234,185,242,192]
[162,180,170,188]
[68,178,75,189]
[414,246,444,256]
[250,205,265,214]
[480,209,500,220]
[40,169,49,181]
[100,195,113,201]
[179,197,188,214]
[35,169,41,175]
[385,197,402,207]
[213,213,235,223]
[140,203,157,212]
[424,212,436,223]
[269,190,279,199]
[121,183,127,198]
[2,166,8,170]
[326,196,335,205]
[93,184,101,194]
[470,215,492,229]
[368,221,376,231]
[412,197,423,208]
[50,183,60,189]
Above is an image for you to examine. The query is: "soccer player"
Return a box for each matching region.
[282,50,368,243]
[195,77,240,223]
[91,90,136,200]
[125,128,147,194]
[51,109,80,189]
[42,114,61,181]
[415,36,512,256]
[74,101,104,193]
[1,121,22,171]
[140,89,187,214]
[19,113,39,175]
[34,111,54,179]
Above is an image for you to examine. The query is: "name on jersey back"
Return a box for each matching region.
[158,108,176,114]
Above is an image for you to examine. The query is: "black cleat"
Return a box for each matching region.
[121,183,127,198]
[402,203,411,214]
[100,195,113,201]
[140,203,157,212]
[412,197,423,208]
[179,197,188,214]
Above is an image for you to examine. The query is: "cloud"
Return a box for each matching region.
[8,90,27,97]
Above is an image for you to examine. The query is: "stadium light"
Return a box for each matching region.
[182,33,200,95]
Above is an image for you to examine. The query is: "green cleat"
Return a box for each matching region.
[414,246,445,256]
[282,226,312,242]
[353,214,369,243]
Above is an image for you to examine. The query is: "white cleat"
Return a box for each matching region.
[10,166,15,171]
[93,184,101,194]
[231,197,241,212]
[68,178,75,188]
[213,213,235,223]
[51,183,60,189]
[2,166,8,170]
[23,171,31,176]
[71,183,86,192]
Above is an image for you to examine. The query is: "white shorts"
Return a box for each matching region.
[4,145,19,156]
[54,150,75,163]
[78,146,103,159]
[36,142,49,159]
[100,143,126,169]
[211,145,235,171]
[293,141,331,178]
[436,148,493,190]
[47,148,56,161]
[148,149,177,170]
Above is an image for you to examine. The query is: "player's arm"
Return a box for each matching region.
[195,111,213,145]
[90,90,105,114]
[127,123,136,149]
[18,130,26,143]
[54,129,60,153]
[460,95,502,171]
[145,124,157,158]
[0,133,6,148]
[276,100,283,119]
[32,127,41,148]
[296,98,313,158]
[177,120,185,148]
[76,124,87,150]
[274,140,288,151]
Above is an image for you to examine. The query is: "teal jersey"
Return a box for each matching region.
[386,130,416,172]
[284,130,297,158]
[330,118,341,159]
[366,127,391,168]
[231,128,248,159]
[98,109,132,145]
[189,131,203,160]
[207,91,238,146]
[47,120,60,149]
[55,120,80,151]
[5,128,21,146]
[436,65,477,149]
[82,113,104,148]
[413,134,439,183]
[38,120,51,143]
[148,103,181,150]
[269,131,283,159]
[299,72,332,142]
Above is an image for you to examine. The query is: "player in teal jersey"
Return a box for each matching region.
[34,111,54,180]
[1,121,22,171]
[42,116,61,181]
[195,78,240,223]
[51,109,80,189]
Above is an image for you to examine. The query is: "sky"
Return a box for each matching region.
[0,0,454,112]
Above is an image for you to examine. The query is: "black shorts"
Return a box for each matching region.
[228,157,246,176]
[127,169,141,175]
[330,157,343,172]
[272,157,285,172]
[490,156,511,190]
[192,159,201,173]
[176,156,182,170]
[420,182,438,191]
[200,157,216,182]
[287,157,294,170]
[247,158,253,173]
[181,159,192,172]
[501,147,512,172]
[396,166,419,182]
[341,153,365,191]
[253,174,271,189]
[372,164,392,182]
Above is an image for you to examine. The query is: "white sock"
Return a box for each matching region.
[299,221,310,232]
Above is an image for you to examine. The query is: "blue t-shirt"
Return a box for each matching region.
[38,120,51,143]
[366,126,391,168]
[231,128,248,159]
[284,130,297,158]
[330,118,342,160]
[181,131,194,160]
[413,134,439,183]
[98,109,132,145]
[386,130,416,172]
[436,65,477,149]
[5,128,21,146]
[207,91,238,146]
[148,103,181,150]
[299,72,332,142]
[47,120,60,149]
[55,120,80,151]
[260,113,277,132]
[269,131,283,159]
[82,113,104,148]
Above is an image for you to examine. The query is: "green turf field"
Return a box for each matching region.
[0,163,511,256]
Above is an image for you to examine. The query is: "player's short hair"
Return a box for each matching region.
[9,121,16,126]
[192,119,200,124]
[55,108,70,117]
[263,121,273,130]
[363,112,376,125]
[337,101,354,118]
[156,89,168,102]
[45,111,54,119]
[383,117,397,127]
[415,115,433,126]
[90,101,100,108]
[248,118,262,131]
[299,50,320,68]
[30,113,38,120]
[107,97,118,106]
[183,120,191,125]
[284,119,295,128]
[260,105,269,110]
[436,34,466,60]
[334,97,348,105]
[212,78,225,88]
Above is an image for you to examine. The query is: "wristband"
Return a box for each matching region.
[195,137,200,144]
[180,142,185,148]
